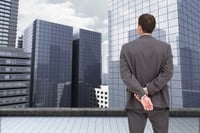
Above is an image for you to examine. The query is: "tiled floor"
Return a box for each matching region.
[0,117,199,133]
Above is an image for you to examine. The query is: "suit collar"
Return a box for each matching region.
[138,35,153,39]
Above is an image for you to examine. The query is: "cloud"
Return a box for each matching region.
[71,0,108,20]
[46,0,66,4]
[17,0,105,39]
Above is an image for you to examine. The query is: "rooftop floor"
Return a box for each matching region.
[1,116,199,133]
[0,108,199,133]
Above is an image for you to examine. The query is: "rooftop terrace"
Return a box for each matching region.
[0,108,199,133]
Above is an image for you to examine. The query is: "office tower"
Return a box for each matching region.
[23,20,73,107]
[89,85,109,108]
[0,0,18,47]
[0,47,30,108]
[72,29,101,107]
[108,0,200,108]
[16,35,23,48]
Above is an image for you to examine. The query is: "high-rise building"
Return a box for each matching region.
[72,29,101,107]
[0,47,30,108]
[0,0,18,47]
[23,20,73,107]
[108,0,200,108]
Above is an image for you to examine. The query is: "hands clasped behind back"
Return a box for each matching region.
[134,94,154,111]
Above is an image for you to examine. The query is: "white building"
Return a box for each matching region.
[90,85,109,108]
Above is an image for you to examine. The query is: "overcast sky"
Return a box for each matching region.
[18,0,108,42]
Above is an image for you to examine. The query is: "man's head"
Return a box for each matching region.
[137,14,156,35]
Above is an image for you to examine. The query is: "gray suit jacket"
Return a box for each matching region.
[120,35,173,109]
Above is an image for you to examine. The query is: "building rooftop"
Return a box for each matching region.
[0,108,199,133]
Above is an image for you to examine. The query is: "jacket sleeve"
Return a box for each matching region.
[120,45,145,98]
[146,45,173,96]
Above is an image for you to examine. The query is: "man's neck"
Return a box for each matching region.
[140,33,152,36]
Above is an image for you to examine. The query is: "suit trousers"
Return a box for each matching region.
[127,108,169,133]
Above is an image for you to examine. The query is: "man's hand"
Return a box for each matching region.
[134,94,153,111]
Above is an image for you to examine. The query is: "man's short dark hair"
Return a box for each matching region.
[138,14,156,33]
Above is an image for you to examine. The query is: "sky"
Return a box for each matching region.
[17,0,108,42]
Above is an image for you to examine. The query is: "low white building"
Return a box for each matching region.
[90,85,109,108]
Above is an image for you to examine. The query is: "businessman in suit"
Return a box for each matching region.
[120,14,173,133]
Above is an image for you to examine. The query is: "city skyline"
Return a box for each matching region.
[17,0,108,74]
[1,0,200,109]
[0,0,199,132]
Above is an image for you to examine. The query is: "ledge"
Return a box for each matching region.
[0,108,200,117]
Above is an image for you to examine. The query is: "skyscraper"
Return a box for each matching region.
[23,20,73,107]
[0,47,31,108]
[108,0,200,108]
[72,29,101,107]
[0,0,18,47]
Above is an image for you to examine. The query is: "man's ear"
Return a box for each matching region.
[137,25,142,34]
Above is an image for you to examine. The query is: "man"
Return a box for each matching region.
[120,14,173,133]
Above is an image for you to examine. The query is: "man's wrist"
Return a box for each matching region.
[141,94,147,100]
[143,87,148,95]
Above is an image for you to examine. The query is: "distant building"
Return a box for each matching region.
[16,35,23,48]
[0,47,31,108]
[102,41,108,85]
[72,29,101,107]
[102,73,108,85]
[0,0,19,47]
[23,20,73,107]
[90,85,109,108]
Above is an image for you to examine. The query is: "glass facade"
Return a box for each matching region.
[0,47,31,108]
[23,20,73,107]
[72,29,101,107]
[178,0,200,107]
[108,0,200,108]
[0,0,18,47]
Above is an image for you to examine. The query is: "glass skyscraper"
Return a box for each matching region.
[108,0,200,108]
[0,0,18,47]
[23,20,73,107]
[72,29,101,107]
